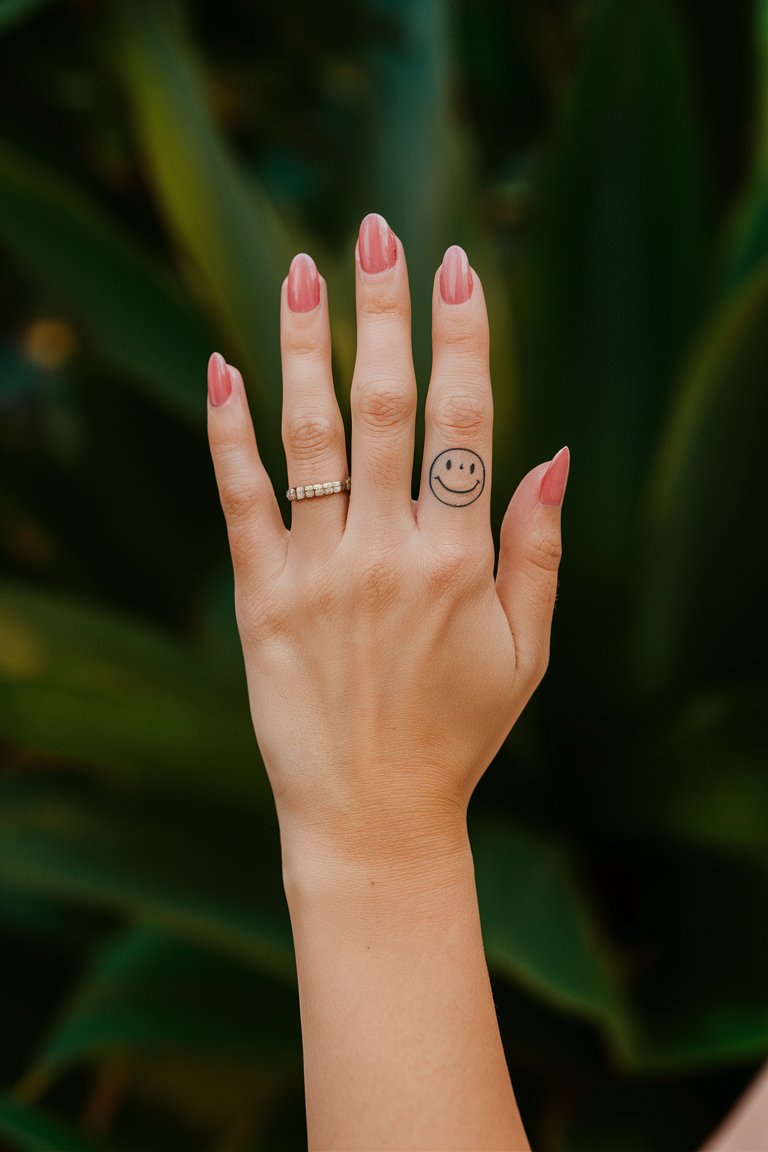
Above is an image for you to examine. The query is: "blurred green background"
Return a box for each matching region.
[0,0,766,1148]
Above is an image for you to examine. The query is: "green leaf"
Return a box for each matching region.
[0,583,266,803]
[0,1095,97,1152]
[631,999,768,1072]
[592,701,768,1071]
[472,815,629,1047]
[361,0,471,374]
[488,971,615,1079]
[608,682,768,861]
[723,1,768,291]
[0,141,214,427]
[0,889,102,951]
[552,1076,723,1152]
[517,0,710,680]
[111,0,293,478]
[0,775,293,978]
[622,851,768,1071]
[115,1056,301,1145]
[631,259,768,695]
[39,928,301,1070]
[0,0,54,32]
[358,0,520,511]
[364,0,467,260]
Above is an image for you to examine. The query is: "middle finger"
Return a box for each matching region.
[346,213,418,538]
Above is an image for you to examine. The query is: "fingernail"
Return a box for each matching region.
[440,245,473,304]
[287,252,320,313]
[359,212,397,274]
[208,351,232,406]
[539,446,570,507]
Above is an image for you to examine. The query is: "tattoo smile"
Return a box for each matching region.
[436,476,480,495]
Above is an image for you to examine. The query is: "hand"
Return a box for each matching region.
[207,213,569,872]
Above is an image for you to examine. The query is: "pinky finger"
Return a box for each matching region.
[207,352,289,582]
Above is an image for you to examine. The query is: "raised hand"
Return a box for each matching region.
[207,213,569,871]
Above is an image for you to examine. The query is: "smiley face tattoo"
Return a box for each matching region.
[428,448,486,507]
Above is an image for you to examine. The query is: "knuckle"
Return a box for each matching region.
[235,584,290,646]
[439,318,489,356]
[236,596,276,646]
[361,289,406,319]
[527,532,563,574]
[426,545,479,598]
[219,481,263,527]
[294,564,339,619]
[353,378,415,432]
[294,580,336,626]
[283,331,328,361]
[353,555,400,613]
[283,412,338,460]
[430,391,488,436]
[209,426,254,464]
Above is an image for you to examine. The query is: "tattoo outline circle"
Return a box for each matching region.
[428,448,486,507]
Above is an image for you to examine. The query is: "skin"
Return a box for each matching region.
[703,1063,768,1151]
[207,222,568,1151]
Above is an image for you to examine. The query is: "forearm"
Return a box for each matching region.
[279,813,530,1152]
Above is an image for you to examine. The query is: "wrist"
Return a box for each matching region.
[276,792,473,916]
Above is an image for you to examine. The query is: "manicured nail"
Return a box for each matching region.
[440,245,473,304]
[208,351,232,406]
[287,252,320,313]
[359,212,397,274]
[539,446,570,507]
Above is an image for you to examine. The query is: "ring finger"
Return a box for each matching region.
[281,253,349,552]
[417,246,494,559]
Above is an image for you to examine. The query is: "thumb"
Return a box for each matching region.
[495,446,570,687]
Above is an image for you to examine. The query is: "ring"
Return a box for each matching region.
[286,477,351,501]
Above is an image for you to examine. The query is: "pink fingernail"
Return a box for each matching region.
[539,446,570,507]
[440,245,473,304]
[208,351,232,406]
[287,253,320,313]
[359,212,397,274]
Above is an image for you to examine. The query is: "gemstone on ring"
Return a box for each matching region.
[286,477,350,501]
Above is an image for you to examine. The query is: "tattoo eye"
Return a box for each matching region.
[470,462,475,474]
[446,459,452,470]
